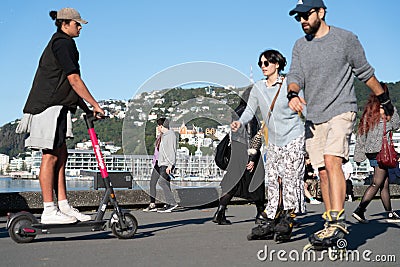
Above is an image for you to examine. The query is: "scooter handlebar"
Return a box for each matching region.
[83,113,109,129]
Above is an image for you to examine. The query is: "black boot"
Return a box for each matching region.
[212,205,231,225]
[352,206,368,223]
[254,204,266,224]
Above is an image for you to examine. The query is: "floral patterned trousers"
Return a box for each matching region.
[264,135,306,219]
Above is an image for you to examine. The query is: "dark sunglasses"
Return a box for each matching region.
[294,9,316,22]
[258,60,270,68]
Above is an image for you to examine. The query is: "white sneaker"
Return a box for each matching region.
[60,205,92,222]
[310,199,321,205]
[41,209,77,224]
[157,204,178,213]
[143,203,157,212]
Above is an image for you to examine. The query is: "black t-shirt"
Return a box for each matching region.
[52,38,80,76]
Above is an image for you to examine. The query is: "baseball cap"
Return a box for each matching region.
[57,8,88,24]
[289,0,327,16]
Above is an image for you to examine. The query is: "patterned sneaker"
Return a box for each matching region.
[41,209,77,224]
[386,211,400,223]
[59,205,91,222]
[157,204,178,213]
[143,203,157,212]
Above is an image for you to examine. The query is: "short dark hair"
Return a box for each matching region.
[49,10,71,30]
[156,117,169,129]
[258,49,287,73]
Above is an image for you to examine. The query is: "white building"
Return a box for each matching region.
[0,153,10,173]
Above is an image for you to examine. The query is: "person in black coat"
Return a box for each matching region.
[213,87,266,225]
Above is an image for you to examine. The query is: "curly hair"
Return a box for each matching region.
[358,82,388,135]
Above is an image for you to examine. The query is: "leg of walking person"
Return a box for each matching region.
[353,166,386,223]
[212,191,235,225]
[143,164,160,212]
[379,174,400,222]
[379,175,392,212]
[254,200,266,224]
[157,166,178,212]
[213,181,240,225]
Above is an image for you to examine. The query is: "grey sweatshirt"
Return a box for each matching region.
[158,129,177,168]
[354,108,400,163]
[287,26,375,124]
[239,78,304,147]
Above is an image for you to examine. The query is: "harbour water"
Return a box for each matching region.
[0,177,221,193]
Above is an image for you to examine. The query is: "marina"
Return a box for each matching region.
[0,176,221,193]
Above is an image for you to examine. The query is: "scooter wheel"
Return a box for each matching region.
[8,215,36,243]
[111,213,138,239]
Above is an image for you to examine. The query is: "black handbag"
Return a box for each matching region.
[215,134,231,170]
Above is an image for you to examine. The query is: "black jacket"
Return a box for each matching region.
[23,31,80,114]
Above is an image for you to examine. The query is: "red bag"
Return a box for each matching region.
[376,120,398,168]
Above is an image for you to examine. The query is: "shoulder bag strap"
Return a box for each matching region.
[266,79,283,123]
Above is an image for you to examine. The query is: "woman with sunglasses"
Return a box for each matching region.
[231,49,306,242]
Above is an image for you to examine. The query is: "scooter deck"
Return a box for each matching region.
[30,220,107,234]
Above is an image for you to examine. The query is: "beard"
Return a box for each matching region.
[302,18,321,35]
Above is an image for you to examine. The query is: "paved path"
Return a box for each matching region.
[0,200,399,267]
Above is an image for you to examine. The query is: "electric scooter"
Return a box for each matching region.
[7,113,138,243]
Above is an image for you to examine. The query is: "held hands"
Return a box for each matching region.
[166,167,171,174]
[231,121,241,132]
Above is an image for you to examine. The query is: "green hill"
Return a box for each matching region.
[1,80,400,158]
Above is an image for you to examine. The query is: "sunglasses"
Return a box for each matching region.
[258,60,270,68]
[294,9,316,22]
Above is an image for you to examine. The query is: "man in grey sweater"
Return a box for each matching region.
[286,0,394,247]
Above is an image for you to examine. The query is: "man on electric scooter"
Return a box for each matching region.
[20,8,104,224]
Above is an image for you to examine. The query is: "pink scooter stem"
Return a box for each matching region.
[88,128,108,179]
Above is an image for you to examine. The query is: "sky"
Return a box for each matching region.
[0,0,399,126]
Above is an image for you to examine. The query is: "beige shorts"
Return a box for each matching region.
[305,112,356,169]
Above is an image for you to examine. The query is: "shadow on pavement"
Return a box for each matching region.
[347,212,400,250]
[135,216,212,239]
[291,210,400,248]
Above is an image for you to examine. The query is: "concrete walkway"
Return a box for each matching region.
[1,199,399,267]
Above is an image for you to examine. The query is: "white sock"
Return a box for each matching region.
[43,202,56,213]
[58,199,70,210]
